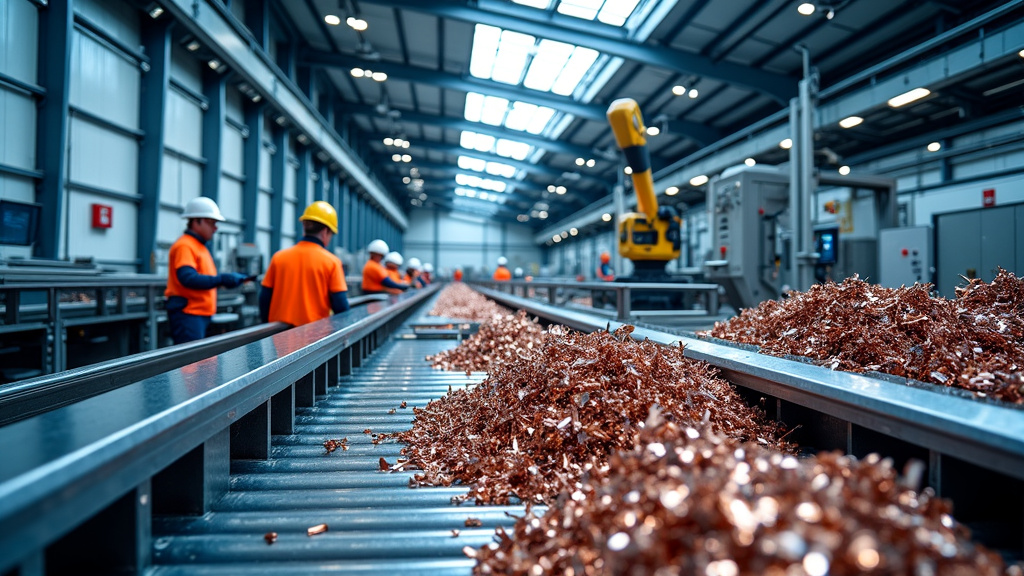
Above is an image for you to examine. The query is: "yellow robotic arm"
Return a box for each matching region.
[606,98,681,267]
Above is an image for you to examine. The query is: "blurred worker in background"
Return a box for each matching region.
[165,197,250,344]
[362,239,410,294]
[596,251,616,281]
[259,201,349,326]
[453,267,463,282]
[514,267,523,278]
[405,257,426,288]
[493,256,512,281]
[421,263,433,285]
[382,252,405,294]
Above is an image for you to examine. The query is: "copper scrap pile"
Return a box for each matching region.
[470,415,1010,575]
[429,283,512,322]
[397,325,788,505]
[704,270,1024,403]
[427,310,547,372]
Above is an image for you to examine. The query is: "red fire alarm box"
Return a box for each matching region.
[92,204,113,228]
[982,188,995,208]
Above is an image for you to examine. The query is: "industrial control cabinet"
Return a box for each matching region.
[879,226,932,288]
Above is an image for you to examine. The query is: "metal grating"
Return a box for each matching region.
[151,323,523,575]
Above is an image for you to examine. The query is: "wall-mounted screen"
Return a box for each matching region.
[0,200,42,246]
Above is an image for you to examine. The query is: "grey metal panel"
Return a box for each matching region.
[936,211,980,298]
[980,206,1015,281]
[69,28,141,130]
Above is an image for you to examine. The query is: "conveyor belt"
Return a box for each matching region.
[150,325,524,575]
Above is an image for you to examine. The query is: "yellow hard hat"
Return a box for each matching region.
[299,201,338,233]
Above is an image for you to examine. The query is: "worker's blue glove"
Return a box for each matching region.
[220,272,248,288]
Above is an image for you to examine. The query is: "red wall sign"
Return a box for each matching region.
[92,204,113,228]
[982,188,995,208]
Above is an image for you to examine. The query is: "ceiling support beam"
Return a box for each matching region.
[360,0,796,103]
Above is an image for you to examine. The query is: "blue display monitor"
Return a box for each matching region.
[815,228,838,265]
[0,200,41,246]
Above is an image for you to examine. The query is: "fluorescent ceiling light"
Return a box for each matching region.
[927,142,941,152]
[646,126,660,136]
[346,17,368,31]
[672,85,686,96]
[744,158,756,166]
[839,116,863,128]
[838,165,851,175]
[887,87,930,108]
[780,138,793,149]
[797,3,815,15]
[324,14,341,26]
[601,213,612,221]
[665,186,679,196]
[689,175,709,187]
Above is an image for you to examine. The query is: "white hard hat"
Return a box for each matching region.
[383,251,403,266]
[514,267,523,276]
[497,256,508,266]
[423,263,434,273]
[406,257,422,270]
[181,197,225,221]
[368,239,389,255]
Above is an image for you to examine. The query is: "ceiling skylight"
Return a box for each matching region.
[512,0,641,26]
[457,156,517,179]
[456,173,508,193]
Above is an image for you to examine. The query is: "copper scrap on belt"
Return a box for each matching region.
[263,532,277,545]
[427,309,547,373]
[323,438,348,453]
[379,457,391,471]
[469,413,1011,575]
[394,323,789,505]
[306,523,328,536]
[429,283,512,322]
[465,518,483,527]
[702,270,1024,403]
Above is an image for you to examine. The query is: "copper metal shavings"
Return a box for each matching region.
[703,270,1024,403]
[394,325,789,505]
[323,438,348,453]
[379,457,391,471]
[263,532,277,545]
[470,413,1008,575]
[306,523,328,536]
[465,517,483,527]
[427,310,547,373]
[430,283,513,321]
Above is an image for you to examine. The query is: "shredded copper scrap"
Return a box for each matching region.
[363,428,372,435]
[400,401,408,409]
[703,270,1024,403]
[388,408,397,414]
[379,457,391,471]
[306,523,328,536]
[394,325,788,505]
[452,529,461,538]
[427,310,548,373]
[465,518,483,528]
[323,438,348,454]
[429,283,512,321]
[471,412,1008,575]
[263,532,277,545]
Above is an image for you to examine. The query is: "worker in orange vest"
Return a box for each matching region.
[596,251,616,281]
[382,251,405,294]
[493,256,512,281]
[362,239,411,294]
[453,267,463,282]
[165,197,251,344]
[259,201,349,326]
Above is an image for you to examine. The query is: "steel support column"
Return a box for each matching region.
[201,70,226,202]
[35,0,73,260]
[242,101,265,243]
[270,126,287,252]
[137,16,172,273]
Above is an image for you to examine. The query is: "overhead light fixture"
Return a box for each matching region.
[780,138,793,149]
[838,165,851,175]
[275,116,286,126]
[575,158,585,166]
[401,154,412,162]
[384,137,394,146]
[555,186,567,195]
[251,94,261,103]
[324,14,341,26]
[887,87,931,108]
[672,85,686,96]
[624,166,633,175]
[538,211,548,219]
[689,175,709,187]
[570,228,578,236]
[552,235,561,242]
[392,153,402,162]
[586,159,595,167]
[350,67,364,77]
[601,213,612,222]
[148,5,164,18]
[927,142,941,152]
[297,134,309,145]
[347,16,368,31]
[646,126,660,136]
[518,214,529,222]
[1019,49,1024,59]
[839,115,863,128]
[797,3,815,15]
[560,231,569,239]
[744,158,756,167]
[665,186,679,196]
[402,176,411,184]
[186,39,201,51]
[547,185,556,193]
[207,59,221,70]
[688,89,699,99]
[371,72,387,82]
